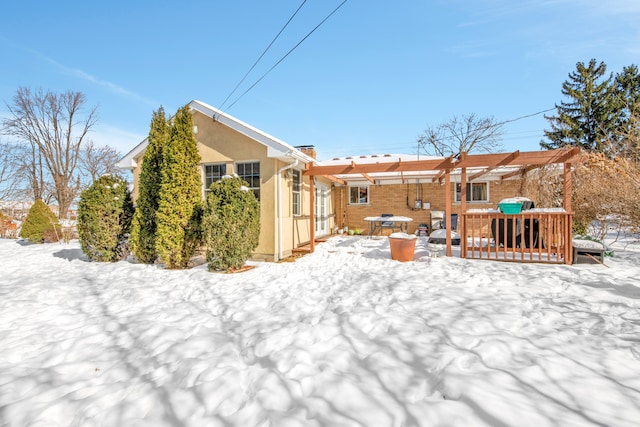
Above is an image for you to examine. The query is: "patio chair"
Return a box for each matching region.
[380,213,397,233]
[430,210,444,230]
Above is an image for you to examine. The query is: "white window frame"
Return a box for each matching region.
[203,163,227,193]
[348,185,369,205]
[292,169,301,216]
[455,182,489,203]
[236,161,260,200]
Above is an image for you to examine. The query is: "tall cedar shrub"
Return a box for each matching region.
[77,175,134,261]
[20,199,61,243]
[130,107,170,264]
[155,105,202,269]
[204,176,260,271]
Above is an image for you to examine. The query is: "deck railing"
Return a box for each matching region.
[460,210,573,264]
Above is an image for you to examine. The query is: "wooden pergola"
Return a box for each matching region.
[304,147,582,264]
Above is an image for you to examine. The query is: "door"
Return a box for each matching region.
[315,184,329,237]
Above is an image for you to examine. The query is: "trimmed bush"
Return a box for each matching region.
[77,176,134,262]
[155,105,202,269]
[77,175,134,262]
[130,107,170,264]
[204,176,260,271]
[20,199,61,243]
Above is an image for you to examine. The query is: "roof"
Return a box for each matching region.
[117,100,315,170]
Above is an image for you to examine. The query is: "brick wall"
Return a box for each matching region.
[334,180,522,235]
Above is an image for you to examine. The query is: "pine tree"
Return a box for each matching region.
[77,175,134,262]
[614,65,640,162]
[155,105,202,269]
[541,59,621,155]
[203,176,260,271]
[130,107,169,264]
[20,199,61,244]
[615,65,640,116]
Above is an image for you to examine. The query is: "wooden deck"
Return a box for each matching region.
[460,211,573,264]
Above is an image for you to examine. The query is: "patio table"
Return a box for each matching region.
[364,216,413,236]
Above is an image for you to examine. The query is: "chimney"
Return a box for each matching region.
[295,145,316,159]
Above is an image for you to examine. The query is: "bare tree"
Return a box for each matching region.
[417,113,504,157]
[0,142,15,199]
[9,142,56,203]
[2,87,98,218]
[1,141,45,202]
[78,140,122,185]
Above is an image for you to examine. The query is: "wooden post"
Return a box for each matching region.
[309,176,315,253]
[445,169,452,257]
[564,162,572,264]
[460,166,467,259]
[563,162,572,213]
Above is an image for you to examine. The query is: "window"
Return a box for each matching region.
[204,163,226,193]
[236,161,260,200]
[349,186,369,204]
[456,182,489,202]
[292,169,301,216]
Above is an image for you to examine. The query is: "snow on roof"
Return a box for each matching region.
[316,153,443,166]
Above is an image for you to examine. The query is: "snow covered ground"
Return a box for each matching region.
[1,235,639,427]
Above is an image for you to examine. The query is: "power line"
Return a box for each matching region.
[226,0,348,110]
[419,107,556,146]
[500,107,556,125]
[218,0,309,112]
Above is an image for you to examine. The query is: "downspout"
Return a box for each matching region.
[277,159,299,260]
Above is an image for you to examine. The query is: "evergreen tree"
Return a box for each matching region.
[203,176,260,271]
[614,65,640,162]
[130,107,169,264]
[615,64,640,116]
[155,105,202,269]
[20,199,61,243]
[541,59,621,155]
[77,175,134,262]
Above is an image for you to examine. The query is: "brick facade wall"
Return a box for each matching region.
[334,180,522,235]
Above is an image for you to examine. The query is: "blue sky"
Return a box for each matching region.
[1,0,639,161]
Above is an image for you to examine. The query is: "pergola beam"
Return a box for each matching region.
[327,148,575,177]
[304,158,456,176]
[500,164,538,180]
[322,174,347,186]
[361,172,375,184]
[304,149,580,178]
[467,150,520,181]
[453,147,578,169]
[432,169,446,183]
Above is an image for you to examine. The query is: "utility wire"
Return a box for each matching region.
[218,0,309,112]
[226,0,348,110]
[500,107,556,125]
[420,107,556,145]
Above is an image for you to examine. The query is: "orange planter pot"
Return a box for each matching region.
[389,236,417,262]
